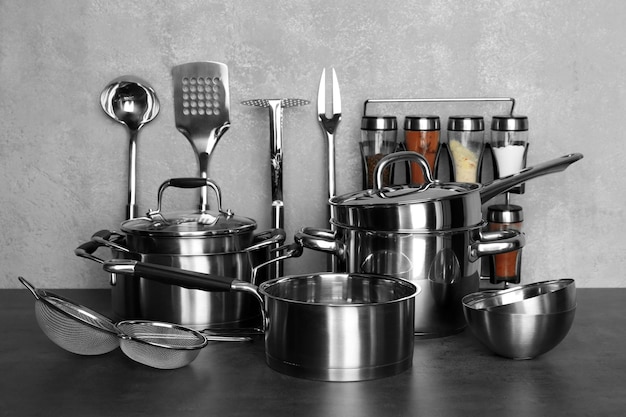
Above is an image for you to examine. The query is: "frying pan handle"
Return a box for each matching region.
[374,151,434,189]
[480,153,583,202]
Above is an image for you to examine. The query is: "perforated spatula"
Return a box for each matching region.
[172,62,230,210]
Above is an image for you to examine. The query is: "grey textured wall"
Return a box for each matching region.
[0,0,621,288]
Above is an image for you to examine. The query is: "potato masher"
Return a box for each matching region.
[241,98,309,278]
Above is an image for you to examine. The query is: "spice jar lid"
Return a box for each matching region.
[491,115,529,131]
[487,204,524,223]
[404,115,440,131]
[361,116,397,131]
[448,115,484,131]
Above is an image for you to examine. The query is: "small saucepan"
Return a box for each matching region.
[102,258,419,382]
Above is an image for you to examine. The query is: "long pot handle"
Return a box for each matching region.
[294,227,345,258]
[480,153,583,203]
[469,229,526,262]
[102,259,267,329]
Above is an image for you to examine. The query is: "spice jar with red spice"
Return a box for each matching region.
[487,203,524,284]
[403,115,440,184]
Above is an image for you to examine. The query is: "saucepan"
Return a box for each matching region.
[101,259,419,382]
[296,152,583,337]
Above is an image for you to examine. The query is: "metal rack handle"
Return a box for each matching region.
[363,97,516,117]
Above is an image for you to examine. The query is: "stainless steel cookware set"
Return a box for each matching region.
[21,61,584,381]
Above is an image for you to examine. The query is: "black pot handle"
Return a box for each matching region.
[101,259,267,329]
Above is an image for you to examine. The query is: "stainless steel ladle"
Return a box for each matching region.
[100,76,160,219]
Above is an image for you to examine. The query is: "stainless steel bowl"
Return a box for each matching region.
[463,279,576,314]
[462,301,576,359]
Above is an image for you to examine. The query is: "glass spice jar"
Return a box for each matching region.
[487,204,524,284]
[404,115,440,184]
[360,116,398,189]
[491,115,529,177]
[447,115,484,183]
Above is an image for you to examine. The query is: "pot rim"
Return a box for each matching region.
[120,210,257,238]
[329,219,487,234]
[258,273,419,307]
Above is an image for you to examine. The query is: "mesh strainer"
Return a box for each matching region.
[19,277,218,369]
[20,276,121,355]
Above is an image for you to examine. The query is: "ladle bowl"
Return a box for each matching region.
[100,76,160,219]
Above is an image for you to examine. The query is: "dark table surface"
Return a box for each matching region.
[1,287,625,417]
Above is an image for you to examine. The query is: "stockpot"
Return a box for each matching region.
[76,178,287,329]
[102,259,419,382]
[296,152,583,337]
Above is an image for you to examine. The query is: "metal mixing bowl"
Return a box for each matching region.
[462,301,576,359]
[462,279,576,314]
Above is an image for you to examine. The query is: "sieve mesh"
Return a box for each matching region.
[35,300,119,355]
[117,321,207,370]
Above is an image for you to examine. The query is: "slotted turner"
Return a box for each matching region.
[241,98,309,278]
[172,62,231,210]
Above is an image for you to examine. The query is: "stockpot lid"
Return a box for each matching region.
[121,210,257,238]
[120,178,257,238]
[330,181,484,232]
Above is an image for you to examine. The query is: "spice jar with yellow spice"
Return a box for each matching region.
[403,115,440,184]
[447,115,484,183]
[359,116,398,189]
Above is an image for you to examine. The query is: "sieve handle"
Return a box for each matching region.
[103,260,235,292]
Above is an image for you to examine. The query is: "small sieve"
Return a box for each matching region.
[19,277,234,369]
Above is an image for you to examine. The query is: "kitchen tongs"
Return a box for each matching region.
[172,62,230,211]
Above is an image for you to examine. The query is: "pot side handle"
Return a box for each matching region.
[469,230,526,262]
[75,229,127,264]
[295,227,345,258]
[246,228,286,252]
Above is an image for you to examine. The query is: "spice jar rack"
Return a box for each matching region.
[362,96,528,289]
[363,96,521,183]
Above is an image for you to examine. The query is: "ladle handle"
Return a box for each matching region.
[480,153,583,203]
[374,151,434,189]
